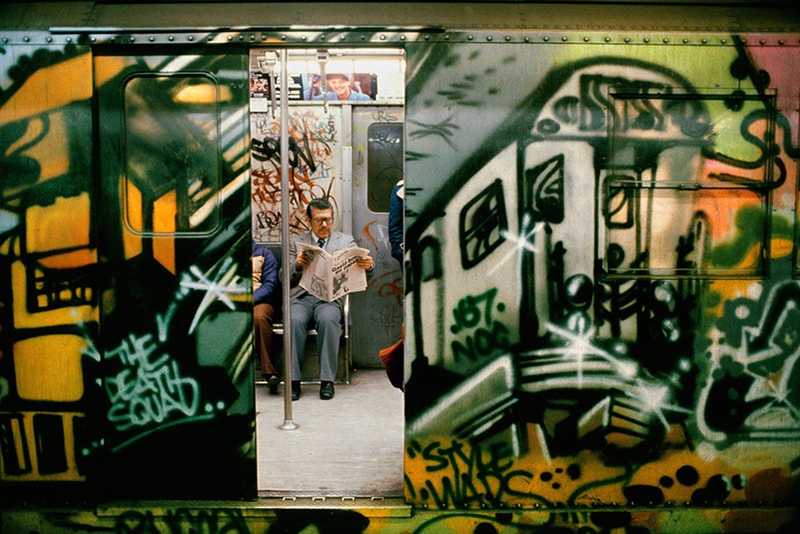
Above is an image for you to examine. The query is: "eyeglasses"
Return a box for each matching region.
[311,216,333,224]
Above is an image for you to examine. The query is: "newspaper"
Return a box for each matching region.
[297,242,370,302]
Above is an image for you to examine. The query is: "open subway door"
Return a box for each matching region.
[95,50,254,499]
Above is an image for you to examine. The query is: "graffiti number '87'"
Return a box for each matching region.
[451,288,510,362]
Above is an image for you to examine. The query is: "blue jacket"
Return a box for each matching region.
[252,240,279,306]
[388,180,404,265]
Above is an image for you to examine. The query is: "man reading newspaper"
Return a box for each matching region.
[296,241,370,302]
[287,197,374,400]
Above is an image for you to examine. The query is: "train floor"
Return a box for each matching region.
[255,367,405,498]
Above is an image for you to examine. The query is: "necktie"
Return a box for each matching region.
[318,238,325,249]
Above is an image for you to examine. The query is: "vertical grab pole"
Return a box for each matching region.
[279,49,298,430]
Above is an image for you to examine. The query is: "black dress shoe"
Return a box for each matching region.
[267,375,280,395]
[291,381,301,401]
[319,381,334,400]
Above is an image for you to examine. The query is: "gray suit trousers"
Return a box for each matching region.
[290,293,342,382]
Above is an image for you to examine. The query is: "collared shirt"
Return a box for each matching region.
[312,232,325,249]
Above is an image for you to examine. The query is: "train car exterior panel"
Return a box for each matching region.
[402,34,800,517]
[1,2,800,533]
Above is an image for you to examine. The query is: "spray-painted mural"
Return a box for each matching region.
[251,106,343,243]
[0,43,98,496]
[403,39,800,522]
[0,45,254,500]
[94,52,254,499]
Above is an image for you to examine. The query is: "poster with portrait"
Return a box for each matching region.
[302,73,377,101]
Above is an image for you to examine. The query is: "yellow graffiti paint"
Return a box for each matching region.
[25,194,92,263]
[14,335,86,402]
[122,175,144,259]
[11,261,96,329]
[0,411,86,482]
[153,189,177,274]
[0,53,92,126]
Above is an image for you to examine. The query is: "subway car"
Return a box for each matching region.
[1,1,800,532]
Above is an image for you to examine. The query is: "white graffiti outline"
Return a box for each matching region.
[180,256,249,333]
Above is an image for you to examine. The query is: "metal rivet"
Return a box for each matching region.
[168,36,174,41]
[149,36,155,42]
[583,36,589,42]
[779,39,785,45]
[543,36,550,42]
[524,36,530,42]
[505,35,511,41]
[663,38,669,43]
[46,36,53,42]
[380,34,386,40]
[468,35,474,40]
[561,35,568,41]
[187,35,193,41]
[644,37,650,43]
[605,36,611,42]
[683,38,689,43]
[486,35,492,41]
[624,37,630,43]
[702,38,708,44]
[721,38,727,44]
[760,39,766,44]
[400,34,407,41]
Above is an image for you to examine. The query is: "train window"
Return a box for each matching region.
[459,179,508,269]
[122,74,222,236]
[367,122,403,212]
[602,88,776,278]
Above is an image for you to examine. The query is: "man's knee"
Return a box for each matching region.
[316,304,342,325]
[254,303,276,322]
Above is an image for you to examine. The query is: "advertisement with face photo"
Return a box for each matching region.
[303,73,376,101]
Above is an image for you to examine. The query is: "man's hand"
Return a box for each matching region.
[297,251,313,269]
[356,256,374,271]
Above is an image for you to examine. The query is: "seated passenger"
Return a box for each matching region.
[287,197,374,400]
[253,239,281,394]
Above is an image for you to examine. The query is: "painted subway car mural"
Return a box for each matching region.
[2,1,800,532]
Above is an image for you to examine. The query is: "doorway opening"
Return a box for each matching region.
[249,47,406,497]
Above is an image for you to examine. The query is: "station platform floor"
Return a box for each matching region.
[255,368,405,499]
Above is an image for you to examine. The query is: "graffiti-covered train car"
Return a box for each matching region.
[1,1,800,533]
